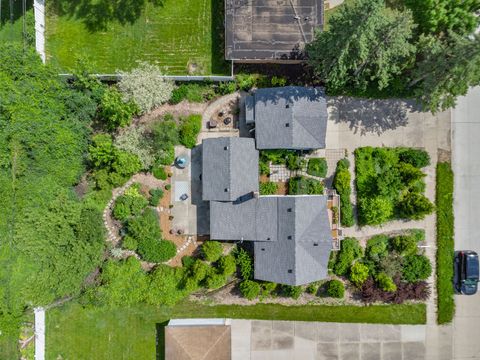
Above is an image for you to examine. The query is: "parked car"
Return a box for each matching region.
[454,251,479,295]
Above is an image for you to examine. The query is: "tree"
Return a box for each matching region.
[99,87,138,130]
[402,255,432,282]
[118,62,175,114]
[189,260,209,282]
[411,33,480,113]
[349,262,370,287]
[307,0,416,93]
[404,0,480,36]
[201,241,223,262]
[398,192,434,220]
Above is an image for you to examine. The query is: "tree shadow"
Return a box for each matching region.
[156,320,168,360]
[211,0,230,75]
[50,0,165,32]
[328,96,421,136]
[0,0,33,26]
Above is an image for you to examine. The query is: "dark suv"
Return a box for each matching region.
[454,251,479,295]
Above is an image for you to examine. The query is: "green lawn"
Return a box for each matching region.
[47,301,426,359]
[46,0,229,75]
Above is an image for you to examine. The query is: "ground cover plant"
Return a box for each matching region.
[436,162,455,324]
[45,0,230,75]
[355,147,434,226]
[333,158,354,226]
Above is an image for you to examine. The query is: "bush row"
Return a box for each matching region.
[333,158,354,227]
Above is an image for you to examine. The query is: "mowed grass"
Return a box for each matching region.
[47,301,426,359]
[46,0,229,74]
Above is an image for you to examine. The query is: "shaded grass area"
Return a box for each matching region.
[0,336,20,360]
[436,162,455,324]
[0,0,34,43]
[46,0,229,75]
[47,301,426,359]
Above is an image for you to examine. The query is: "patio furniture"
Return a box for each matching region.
[224,117,232,125]
[175,156,188,169]
[208,120,217,128]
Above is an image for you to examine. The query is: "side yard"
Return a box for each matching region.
[46,302,426,359]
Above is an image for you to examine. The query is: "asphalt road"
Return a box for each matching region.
[452,86,480,360]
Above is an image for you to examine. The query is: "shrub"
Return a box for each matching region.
[333,238,363,276]
[152,165,168,180]
[390,234,419,256]
[260,182,278,195]
[307,158,328,177]
[170,83,213,104]
[349,262,369,287]
[205,272,226,289]
[217,81,237,95]
[358,196,394,225]
[114,125,155,169]
[122,236,138,251]
[181,256,196,269]
[331,206,339,224]
[239,280,261,300]
[151,119,179,153]
[165,184,171,191]
[218,255,237,277]
[378,253,404,278]
[99,87,139,130]
[281,285,303,299]
[327,280,345,298]
[149,188,164,206]
[146,264,186,306]
[112,187,148,221]
[376,273,397,292]
[360,277,430,304]
[127,208,161,241]
[118,62,174,113]
[235,247,253,280]
[306,283,319,295]
[260,149,291,165]
[179,114,202,148]
[157,146,175,166]
[402,255,432,282]
[436,162,455,324]
[137,238,176,263]
[285,153,305,171]
[170,85,189,104]
[333,159,354,227]
[260,282,278,298]
[397,148,430,168]
[201,241,223,262]
[259,161,270,176]
[288,176,324,195]
[235,73,258,90]
[271,76,287,87]
[365,235,389,262]
[397,192,434,220]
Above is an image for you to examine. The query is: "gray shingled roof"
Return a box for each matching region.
[210,195,332,285]
[225,0,324,61]
[252,87,328,150]
[202,138,259,201]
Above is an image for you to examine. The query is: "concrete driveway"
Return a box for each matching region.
[231,320,426,360]
[452,87,480,360]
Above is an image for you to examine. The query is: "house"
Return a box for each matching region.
[165,319,231,360]
[202,137,259,201]
[246,86,328,150]
[210,195,332,286]
[225,0,324,62]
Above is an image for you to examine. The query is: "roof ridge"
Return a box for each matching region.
[227,138,233,197]
[293,113,323,145]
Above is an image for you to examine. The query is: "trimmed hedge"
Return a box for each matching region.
[436,162,455,324]
[327,280,345,298]
[179,114,202,149]
[333,158,355,227]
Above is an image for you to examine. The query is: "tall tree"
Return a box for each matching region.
[307,0,416,93]
[411,33,480,112]
[404,0,480,37]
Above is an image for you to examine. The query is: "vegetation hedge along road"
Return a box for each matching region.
[436,162,455,324]
[333,158,355,227]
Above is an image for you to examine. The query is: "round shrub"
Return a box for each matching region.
[181,255,195,269]
[149,188,164,206]
[307,158,328,177]
[402,255,432,282]
[239,280,261,300]
[137,238,176,263]
[201,241,223,262]
[349,262,369,287]
[190,260,209,282]
[122,235,138,251]
[113,191,148,221]
[127,208,161,241]
[327,280,345,298]
[282,285,303,299]
[152,166,167,180]
[390,234,418,256]
[205,273,226,289]
[376,273,397,292]
[333,238,363,276]
[165,184,171,191]
[306,283,319,295]
[218,255,236,277]
[398,148,430,168]
[365,235,389,262]
[259,182,278,195]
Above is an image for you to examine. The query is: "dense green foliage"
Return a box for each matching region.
[149,188,164,206]
[152,165,167,180]
[402,255,432,283]
[281,285,303,300]
[178,114,202,149]
[218,255,237,277]
[376,273,397,292]
[259,182,279,195]
[349,262,370,287]
[307,158,328,177]
[355,147,433,225]
[327,280,345,298]
[239,280,261,300]
[285,153,306,171]
[288,176,324,195]
[332,238,363,276]
[308,0,415,94]
[138,237,177,263]
[333,158,354,227]
[436,162,455,324]
[0,44,105,340]
[170,83,216,104]
[99,87,138,130]
[234,247,253,280]
[201,241,224,262]
[112,185,148,221]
